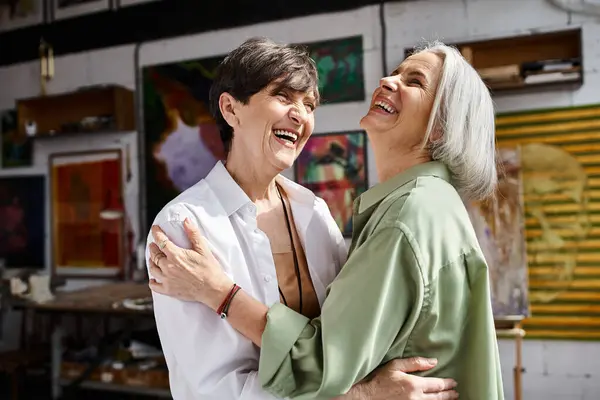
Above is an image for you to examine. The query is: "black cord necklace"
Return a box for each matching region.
[275,184,303,314]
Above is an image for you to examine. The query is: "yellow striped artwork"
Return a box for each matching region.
[495,103,600,340]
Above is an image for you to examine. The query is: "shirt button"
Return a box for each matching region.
[254,228,260,234]
[264,275,272,282]
[248,204,255,213]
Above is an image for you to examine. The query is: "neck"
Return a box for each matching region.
[224,149,279,202]
[373,142,431,183]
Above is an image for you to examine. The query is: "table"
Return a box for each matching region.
[14,282,170,399]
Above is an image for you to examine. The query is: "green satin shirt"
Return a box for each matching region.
[258,161,504,400]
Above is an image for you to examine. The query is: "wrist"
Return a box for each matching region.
[339,380,372,400]
[209,279,236,312]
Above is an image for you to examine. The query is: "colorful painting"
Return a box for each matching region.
[0,175,45,269]
[466,147,529,318]
[142,55,226,230]
[306,35,365,104]
[295,131,368,237]
[142,35,366,231]
[0,0,43,32]
[1,109,33,168]
[495,103,600,340]
[50,150,124,278]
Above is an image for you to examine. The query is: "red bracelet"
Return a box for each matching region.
[216,284,240,318]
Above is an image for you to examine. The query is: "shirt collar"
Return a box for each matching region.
[358,161,451,214]
[205,161,316,216]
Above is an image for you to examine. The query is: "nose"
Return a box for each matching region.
[289,104,308,125]
[379,75,399,92]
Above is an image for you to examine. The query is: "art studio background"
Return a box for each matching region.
[0,0,599,399]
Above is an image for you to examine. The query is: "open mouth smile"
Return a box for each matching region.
[273,129,299,146]
[372,100,398,114]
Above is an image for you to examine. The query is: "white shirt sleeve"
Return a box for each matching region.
[146,205,279,400]
[316,198,349,273]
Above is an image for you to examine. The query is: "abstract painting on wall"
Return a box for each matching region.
[495,103,600,340]
[50,150,124,278]
[0,0,44,32]
[466,147,529,318]
[142,55,227,230]
[1,109,33,168]
[305,35,365,104]
[295,130,368,237]
[0,175,45,269]
[142,35,366,231]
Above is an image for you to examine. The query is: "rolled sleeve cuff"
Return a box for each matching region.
[258,303,310,396]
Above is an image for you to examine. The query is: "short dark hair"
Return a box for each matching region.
[209,37,320,153]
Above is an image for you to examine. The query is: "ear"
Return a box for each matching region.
[219,92,241,130]
[429,126,443,143]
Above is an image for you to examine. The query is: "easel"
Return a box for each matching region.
[495,316,526,400]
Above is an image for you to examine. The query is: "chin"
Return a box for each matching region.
[360,113,386,133]
[272,154,296,172]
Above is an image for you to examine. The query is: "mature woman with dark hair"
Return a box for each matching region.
[146,37,459,400]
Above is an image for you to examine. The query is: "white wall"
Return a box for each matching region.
[1,0,599,399]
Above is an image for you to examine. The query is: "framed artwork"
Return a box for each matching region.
[50,149,125,278]
[305,35,365,104]
[295,130,368,237]
[495,102,600,340]
[466,147,529,319]
[142,55,227,231]
[0,0,44,32]
[53,0,110,20]
[1,109,33,168]
[0,175,45,269]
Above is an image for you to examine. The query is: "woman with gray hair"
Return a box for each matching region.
[148,41,504,400]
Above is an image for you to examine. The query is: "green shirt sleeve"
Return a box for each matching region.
[258,225,423,399]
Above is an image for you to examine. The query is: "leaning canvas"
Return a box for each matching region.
[466,147,529,318]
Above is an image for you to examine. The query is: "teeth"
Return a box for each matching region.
[374,100,397,114]
[273,130,298,142]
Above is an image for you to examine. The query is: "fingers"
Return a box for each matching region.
[148,257,165,281]
[149,278,165,294]
[148,242,167,267]
[423,389,459,400]
[419,376,457,393]
[151,225,176,257]
[183,218,205,253]
[389,357,438,373]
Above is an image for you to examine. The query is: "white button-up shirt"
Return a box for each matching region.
[146,161,348,399]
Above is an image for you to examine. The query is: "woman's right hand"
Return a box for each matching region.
[148,219,234,312]
[343,357,458,400]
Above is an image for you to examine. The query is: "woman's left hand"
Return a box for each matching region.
[148,218,234,311]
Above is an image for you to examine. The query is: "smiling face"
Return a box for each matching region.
[360,51,443,153]
[221,81,317,172]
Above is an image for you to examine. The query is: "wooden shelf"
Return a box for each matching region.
[404,28,583,95]
[16,85,135,138]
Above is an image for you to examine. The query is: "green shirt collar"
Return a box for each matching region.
[358,161,451,214]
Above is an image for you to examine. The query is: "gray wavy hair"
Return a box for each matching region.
[415,41,497,201]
